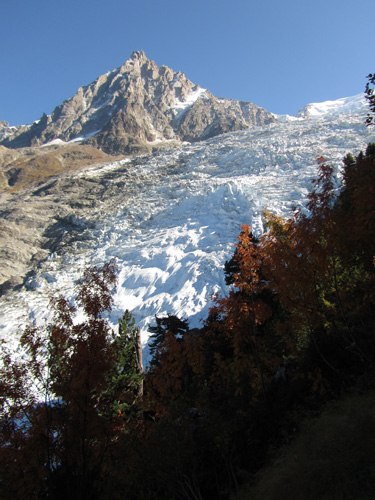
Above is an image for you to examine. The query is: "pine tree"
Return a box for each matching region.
[365,72,375,125]
[148,314,189,360]
[105,309,144,417]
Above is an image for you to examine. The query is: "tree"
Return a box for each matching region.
[263,153,375,384]
[339,143,375,267]
[204,225,279,407]
[105,309,144,416]
[148,314,189,360]
[365,72,375,125]
[145,314,206,416]
[0,262,143,499]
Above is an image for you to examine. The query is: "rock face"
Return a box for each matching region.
[1,51,276,155]
[0,121,25,142]
[0,143,124,294]
[0,51,276,292]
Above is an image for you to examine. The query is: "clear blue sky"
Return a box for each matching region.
[1,0,374,126]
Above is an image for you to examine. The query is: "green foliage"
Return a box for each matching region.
[105,309,144,417]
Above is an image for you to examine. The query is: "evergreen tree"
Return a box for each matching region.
[148,314,189,360]
[105,309,144,417]
[365,72,375,125]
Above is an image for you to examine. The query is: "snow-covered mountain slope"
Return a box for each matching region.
[296,93,365,118]
[0,94,373,364]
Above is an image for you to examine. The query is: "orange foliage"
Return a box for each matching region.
[145,329,205,416]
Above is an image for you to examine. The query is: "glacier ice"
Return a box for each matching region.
[0,94,373,365]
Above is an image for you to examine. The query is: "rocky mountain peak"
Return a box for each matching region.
[130,50,147,61]
[0,52,277,155]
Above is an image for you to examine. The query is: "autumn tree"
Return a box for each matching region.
[141,149,375,499]
[339,143,375,266]
[145,314,206,418]
[263,153,375,387]
[203,225,280,412]
[0,262,143,500]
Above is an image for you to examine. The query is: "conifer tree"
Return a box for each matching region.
[365,72,375,125]
[105,309,144,417]
[148,313,189,360]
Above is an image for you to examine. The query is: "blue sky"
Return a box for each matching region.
[1,0,374,126]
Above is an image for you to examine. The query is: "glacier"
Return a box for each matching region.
[0,94,373,364]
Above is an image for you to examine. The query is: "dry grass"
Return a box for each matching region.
[234,390,375,500]
[0,143,124,193]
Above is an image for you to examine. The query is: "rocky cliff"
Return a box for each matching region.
[1,51,276,155]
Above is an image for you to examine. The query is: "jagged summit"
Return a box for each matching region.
[0,52,276,155]
[130,50,147,60]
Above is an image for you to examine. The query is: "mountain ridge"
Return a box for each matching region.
[0,51,276,155]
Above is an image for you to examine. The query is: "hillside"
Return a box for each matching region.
[235,389,375,500]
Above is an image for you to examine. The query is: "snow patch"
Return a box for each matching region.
[172,88,207,118]
[39,129,102,148]
[40,138,67,147]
